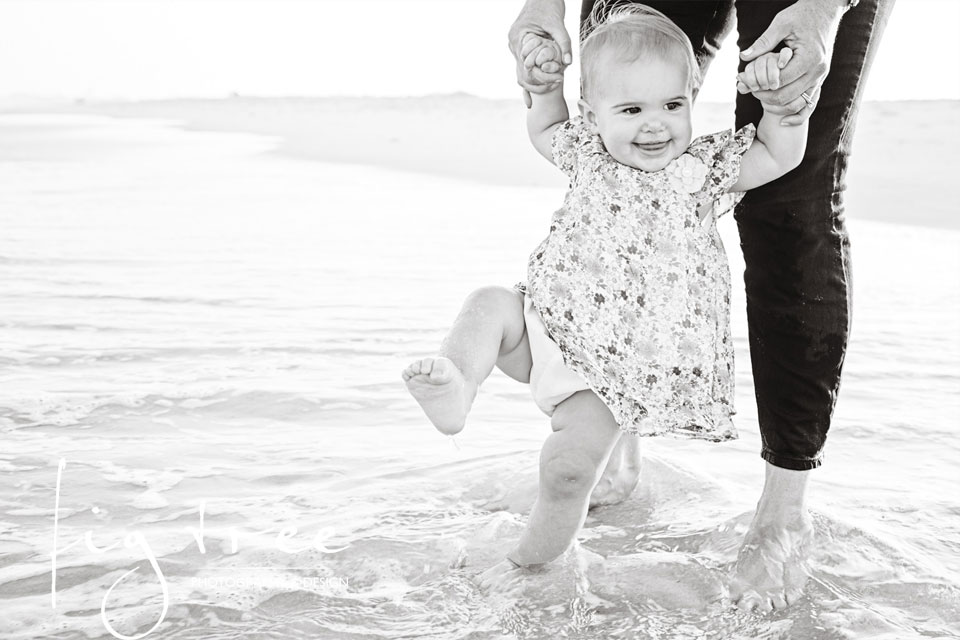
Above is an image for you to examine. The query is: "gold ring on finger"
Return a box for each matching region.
[800,91,816,109]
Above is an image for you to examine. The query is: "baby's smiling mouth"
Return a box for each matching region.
[635,140,670,153]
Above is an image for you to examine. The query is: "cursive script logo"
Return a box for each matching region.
[51,458,348,639]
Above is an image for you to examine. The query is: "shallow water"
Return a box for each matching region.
[0,113,958,639]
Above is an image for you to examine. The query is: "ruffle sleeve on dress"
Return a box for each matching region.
[688,124,756,217]
[551,117,594,180]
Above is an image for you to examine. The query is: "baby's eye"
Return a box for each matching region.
[622,106,641,115]
[664,101,684,112]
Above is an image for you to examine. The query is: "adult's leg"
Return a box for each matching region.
[403,286,531,434]
[732,0,894,610]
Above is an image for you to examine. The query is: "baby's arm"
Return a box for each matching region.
[730,49,809,192]
[521,34,570,163]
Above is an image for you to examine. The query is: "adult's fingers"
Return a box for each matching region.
[540,60,562,74]
[518,68,564,92]
[751,71,814,109]
[779,85,821,126]
[511,15,572,66]
[530,66,564,86]
[544,22,573,65]
[777,47,828,91]
[515,55,563,98]
[523,47,540,70]
[519,34,542,59]
[535,46,558,68]
[741,16,788,61]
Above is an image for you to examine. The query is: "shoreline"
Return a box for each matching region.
[4,94,958,229]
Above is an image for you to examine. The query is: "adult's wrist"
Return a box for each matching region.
[523,79,564,95]
[808,0,852,18]
[523,0,565,14]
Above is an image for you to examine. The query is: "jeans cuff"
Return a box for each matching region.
[761,449,822,471]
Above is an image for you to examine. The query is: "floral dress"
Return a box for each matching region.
[523,117,756,441]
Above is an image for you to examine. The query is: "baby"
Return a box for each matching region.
[403,4,807,579]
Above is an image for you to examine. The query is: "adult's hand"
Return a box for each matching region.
[508,0,572,107]
[740,0,848,125]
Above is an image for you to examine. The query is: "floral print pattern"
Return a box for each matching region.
[523,117,755,440]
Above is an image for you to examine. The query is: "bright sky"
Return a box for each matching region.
[1,0,957,103]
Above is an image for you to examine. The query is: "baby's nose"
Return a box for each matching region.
[640,118,665,132]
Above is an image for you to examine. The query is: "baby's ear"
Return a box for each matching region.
[578,99,599,131]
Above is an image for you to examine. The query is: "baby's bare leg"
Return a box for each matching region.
[402,286,530,434]
[511,390,620,565]
[590,433,642,508]
[478,390,619,589]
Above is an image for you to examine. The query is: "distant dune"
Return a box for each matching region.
[7,95,958,229]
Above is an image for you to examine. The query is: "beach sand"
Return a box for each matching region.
[23,95,960,229]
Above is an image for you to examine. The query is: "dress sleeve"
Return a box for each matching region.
[551,117,591,179]
[688,124,756,217]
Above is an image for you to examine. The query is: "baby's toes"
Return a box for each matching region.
[402,358,433,380]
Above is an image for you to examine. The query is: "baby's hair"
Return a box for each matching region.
[580,1,702,100]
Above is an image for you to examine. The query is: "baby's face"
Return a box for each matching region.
[581,52,694,172]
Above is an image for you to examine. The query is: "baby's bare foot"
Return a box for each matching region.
[402,357,475,435]
[475,558,527,594]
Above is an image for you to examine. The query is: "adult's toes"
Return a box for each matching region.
[736,591,761,612]
[784,588,804,606]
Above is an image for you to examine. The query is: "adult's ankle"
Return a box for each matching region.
[752,504,812,529]
[752,463,813,526]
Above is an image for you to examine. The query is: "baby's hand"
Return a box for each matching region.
[520,32,565,76]
[737,48,793,97]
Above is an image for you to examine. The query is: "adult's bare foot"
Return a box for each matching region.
[589,433,642,508]
[730,463,815,612]
[730,512,814,612]
[402,356,476,435]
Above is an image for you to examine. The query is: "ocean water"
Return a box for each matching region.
[0,112,957,640]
